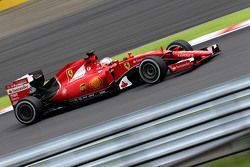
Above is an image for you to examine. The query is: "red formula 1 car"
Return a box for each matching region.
[5,40,220,124]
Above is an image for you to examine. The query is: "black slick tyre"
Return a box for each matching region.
[139,56,167,84]
[14,96,43,125]
[167,40,193,51]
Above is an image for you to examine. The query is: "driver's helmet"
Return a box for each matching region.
[100,57,113,66]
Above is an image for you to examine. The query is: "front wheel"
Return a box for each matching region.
[14,96,43,125]
[139,56,167,84]
[167,40,193,51]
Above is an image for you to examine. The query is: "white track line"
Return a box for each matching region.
[189,20,250,45]
[0,106,13,115]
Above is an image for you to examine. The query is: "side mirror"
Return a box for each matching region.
[128,52,133,58]
[160,46,164,53]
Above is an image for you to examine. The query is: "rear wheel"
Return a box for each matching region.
[14,96,43,125]
[167,40,193,51]
[139,56,167,84]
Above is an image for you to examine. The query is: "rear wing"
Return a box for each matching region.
[5,78,31,106]
[5,70,45,106]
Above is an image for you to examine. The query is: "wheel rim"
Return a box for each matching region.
[17,104,34,122]
[142,62,158,81]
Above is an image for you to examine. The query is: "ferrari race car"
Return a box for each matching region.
[5,40,220,124]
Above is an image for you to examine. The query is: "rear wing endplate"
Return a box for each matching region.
[5,78,30,106]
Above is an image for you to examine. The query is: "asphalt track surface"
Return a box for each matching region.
[0,0,250,155]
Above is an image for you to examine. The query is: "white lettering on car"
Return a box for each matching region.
[175,62,190,69]
[7,83,30,95]
[177,53,194,57]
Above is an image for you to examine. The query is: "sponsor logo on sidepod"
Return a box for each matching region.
[175,62,190,69]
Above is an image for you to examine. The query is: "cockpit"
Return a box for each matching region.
[84,50,113,66]
[100,57,113,66]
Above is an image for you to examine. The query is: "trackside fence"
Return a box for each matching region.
[0,75,250,167]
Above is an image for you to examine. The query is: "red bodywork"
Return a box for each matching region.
[48,49,213,102]
[6,46,218,106]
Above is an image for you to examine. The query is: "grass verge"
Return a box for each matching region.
[0,96,11,110]
[113,7,250,60]
[0,8,249,110]
[201,151,250,167]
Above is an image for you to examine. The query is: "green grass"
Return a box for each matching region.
[0,96,11,109]
[201,151,250,167]
[113,7,250,60]
[0,8,249,110]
